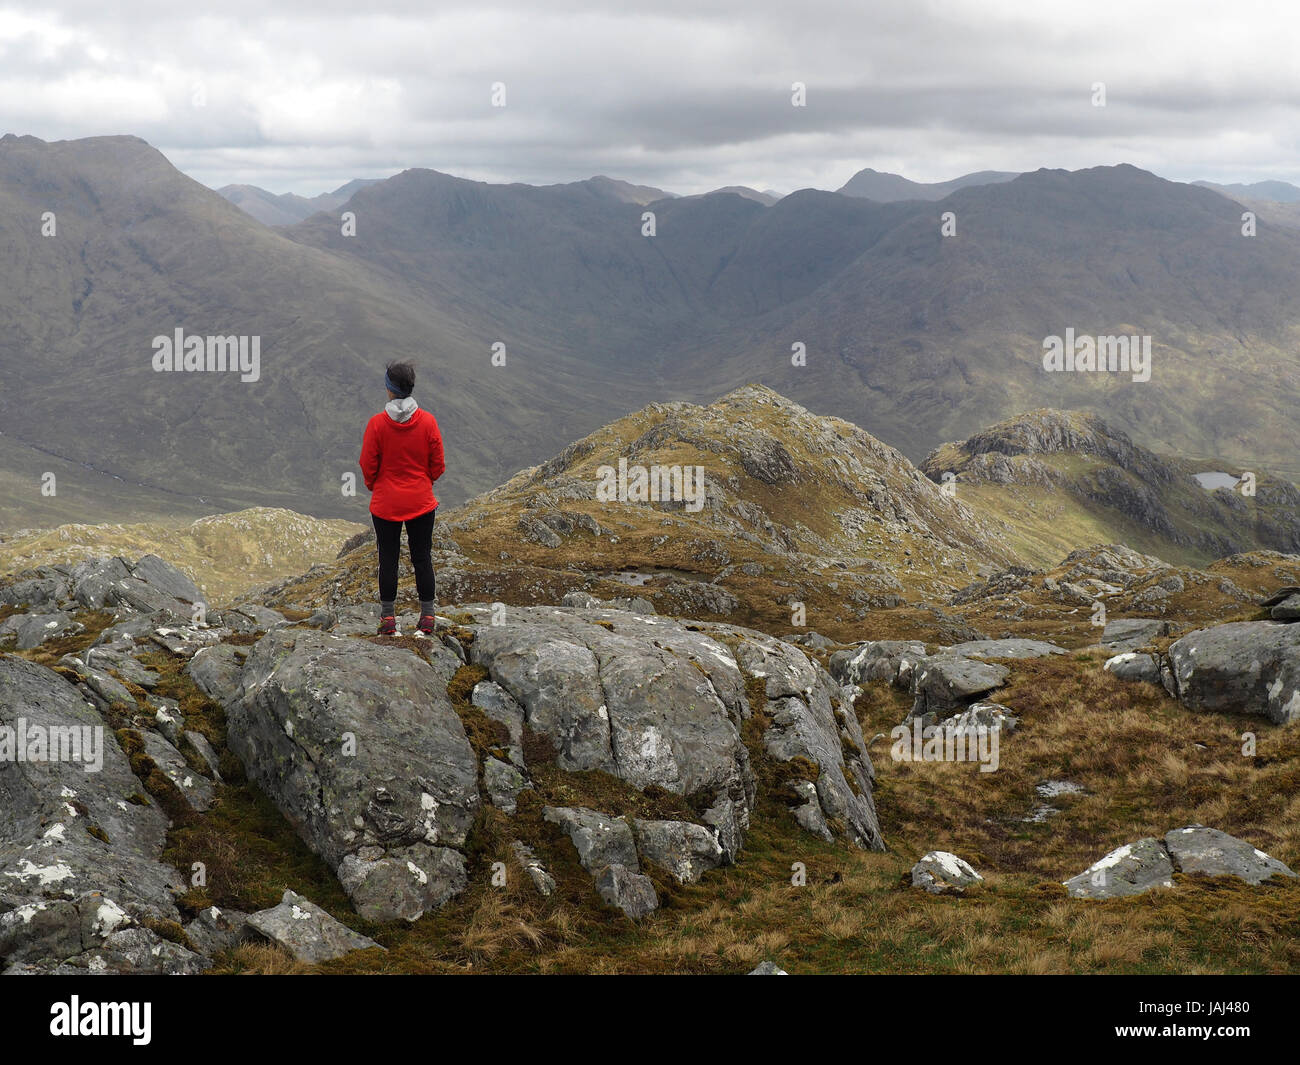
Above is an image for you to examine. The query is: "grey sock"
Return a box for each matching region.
[380,601,395,617]
[419,600,436,616]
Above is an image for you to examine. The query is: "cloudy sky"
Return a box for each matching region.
[1,0,1296,196]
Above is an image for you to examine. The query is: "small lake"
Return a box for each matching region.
[1193,471,1241,491]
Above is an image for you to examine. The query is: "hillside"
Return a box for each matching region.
[837,167,1019,201]
[217,179,382,226]
[262,384,1021,641]
[6,137,1300,535]
[923,409,1300,569]
[0,507,363,604]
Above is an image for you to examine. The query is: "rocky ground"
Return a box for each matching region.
[2,388,1298,974]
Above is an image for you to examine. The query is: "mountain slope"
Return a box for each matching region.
[922,409,1300,568]
[838,167,1019,201]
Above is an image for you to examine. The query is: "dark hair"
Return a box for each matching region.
[386,360,416,396]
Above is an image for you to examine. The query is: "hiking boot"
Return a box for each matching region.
[377,615,398,636]
[416,614,437,636]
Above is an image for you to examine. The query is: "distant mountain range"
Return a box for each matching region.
[4,132,1300,534]
[217,178,382,226]
[836,167,1019,201]
[1193,179,1300,203]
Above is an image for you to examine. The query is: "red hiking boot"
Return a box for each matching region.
[377,615,398,636]
[416,614,437,636]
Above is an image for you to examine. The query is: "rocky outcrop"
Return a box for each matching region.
[246,890,383,963]
[1064,828,1295,899]
[1165,621,1300,724]
[225,629,480,922]
[911,851,983,895]
[0,653,193,973]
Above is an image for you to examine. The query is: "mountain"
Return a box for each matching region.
[266,384,1021,643]
[923,409,1300,568]
[1194,179,1300,203]
[837,167,1019,201]
[6,136,1300,535]
[0,134,642,528]
[708,185,781,205]
[0,506,363,604]
[217,178,382,225]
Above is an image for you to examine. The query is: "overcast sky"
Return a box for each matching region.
[1,0,1297,196]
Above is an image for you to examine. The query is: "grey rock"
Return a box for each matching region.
[594,864,658,920]
[0,655,185,970]
[632,819,725,883]
[68,558,132,610]
[829,640,927,688]
[223,604,289,633]
[21,925,211,975]
[227,629,479,915]
[337,843,468,923]
[910,655,1009,719]
[543,806,639,873]
[1269,593,1300,620]
[0,612,82,651]
[1167,621,1300,723]
[735,631,883,850]
[152,699,184,745]
[1063,838,1175,899]
[57,655,135,709]
[748,960,788,975]
[1104,651,1163,685]
[1163,826,1297,884]
[911,851,983,895]
[246,890,383,964]
[510,841,556,896]
[944,701,1018,734]
[184,731,223,781]
[187,643,246,704]
[1102,618,1172,652]
[944,638,1066,659]
[148,625,225,659]
[483,756,529,814]
[134,729,215,813]
[183,905,253,957]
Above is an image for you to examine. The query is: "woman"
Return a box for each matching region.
[359,360,445,635]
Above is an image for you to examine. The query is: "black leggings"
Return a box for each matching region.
[372,508,437,606]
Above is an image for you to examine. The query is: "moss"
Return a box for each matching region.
[142,917,194,951]
[85,824,110,844]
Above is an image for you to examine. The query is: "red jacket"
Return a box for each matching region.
[360,405,445,521]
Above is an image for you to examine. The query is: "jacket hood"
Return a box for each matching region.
[385,396,420,425]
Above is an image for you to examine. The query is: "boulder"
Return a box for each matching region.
[246,890,383,963]
[1166,621,1300,723]
[466,606,755,836]
[594,864,658,920]
[1063,838,1175,899]
[226,629,479,916]
[187,644,246,704]
[632,819,725,884]
[133,728,215,813]
[748,960,788,975]
[483,757,529,814]
[183,905,254,957]
[829,640,927,688]
[1101,618,1171,652]
[733,631,883,851]
[910,655,1009,720]
[0,655,186,972]
[337,844,468,923]
[0,612,81,651]
[1103,651,1163,685]
[1163,827,1296,885]
[543,807,639,873]
[911,851,983,895]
